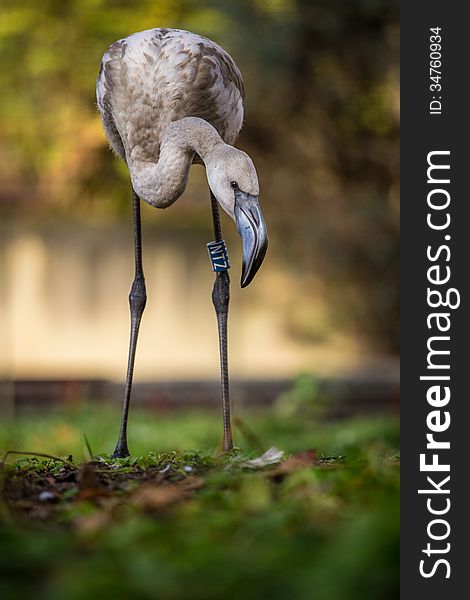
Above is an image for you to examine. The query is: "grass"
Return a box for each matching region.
[0,404,399,600]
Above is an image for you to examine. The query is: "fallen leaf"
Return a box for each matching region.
[77,463,106,500]
[269,449,317,477]
[132,477,204,511]
[242,447,284,469]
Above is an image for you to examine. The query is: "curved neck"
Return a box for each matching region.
[128,117,224,208]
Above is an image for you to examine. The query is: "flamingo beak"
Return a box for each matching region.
[234,191,268,288]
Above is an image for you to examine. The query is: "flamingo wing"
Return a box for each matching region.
[97,28,245,163]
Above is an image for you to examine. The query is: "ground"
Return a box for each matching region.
[0,405,399,600]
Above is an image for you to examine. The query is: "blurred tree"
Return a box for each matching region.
[0,0,399,352]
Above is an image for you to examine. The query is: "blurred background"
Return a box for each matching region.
[0,2,399,597]
[0,0,399,410]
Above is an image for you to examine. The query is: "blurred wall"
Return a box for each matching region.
[1,215,365,380]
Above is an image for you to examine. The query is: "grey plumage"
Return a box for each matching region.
[97,28,245,164]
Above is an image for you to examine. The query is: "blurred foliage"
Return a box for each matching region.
[0,0,399,351]
[0,404,399,458]
[0,407,399,599]
[275,372,329,419]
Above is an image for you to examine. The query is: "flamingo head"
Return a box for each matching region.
[205,145,268,287]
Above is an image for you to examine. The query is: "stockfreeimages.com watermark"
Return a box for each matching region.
[418,151,460,580]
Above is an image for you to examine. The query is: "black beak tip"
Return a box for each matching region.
[240,239,268,288]
[240,273,251,288]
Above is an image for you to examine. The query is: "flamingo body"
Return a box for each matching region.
[97,28,245,166]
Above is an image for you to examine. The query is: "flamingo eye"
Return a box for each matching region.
[230,181,238,190]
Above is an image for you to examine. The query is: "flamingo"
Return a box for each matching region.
[96,28,268,457]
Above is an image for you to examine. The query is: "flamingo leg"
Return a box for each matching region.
[112,187,147,458]
[210,190,233,451]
